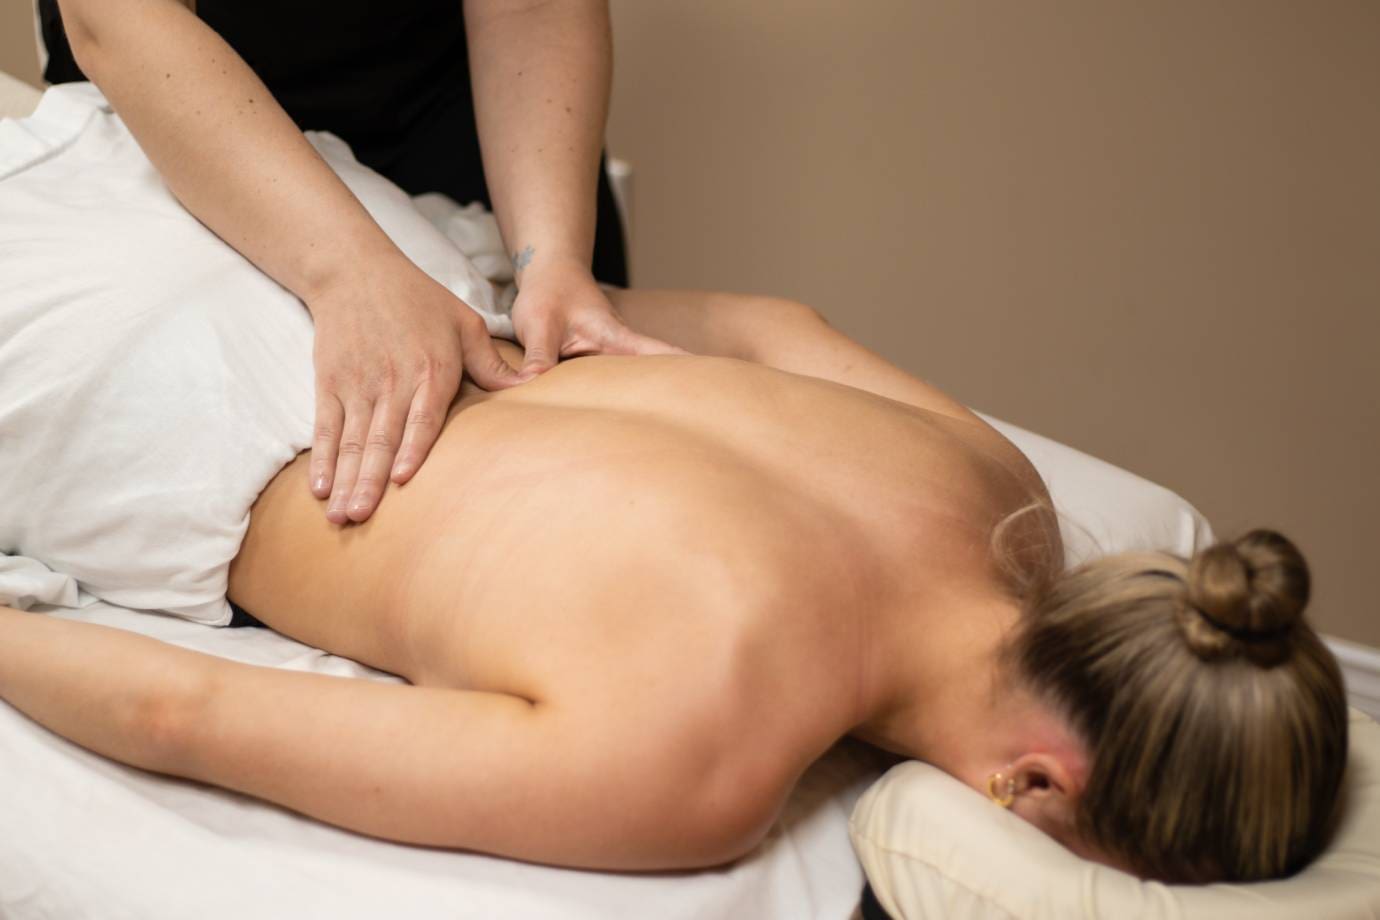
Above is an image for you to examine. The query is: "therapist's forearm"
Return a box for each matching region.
[464,0,612,281]
[57,0,402,304]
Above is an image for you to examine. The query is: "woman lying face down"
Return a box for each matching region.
[0,291,1347,883]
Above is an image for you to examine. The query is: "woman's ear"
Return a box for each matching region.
[1005,753,1137,872]
[1006,752,1081,831]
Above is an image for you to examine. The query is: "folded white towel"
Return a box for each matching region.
[0,83,518,624]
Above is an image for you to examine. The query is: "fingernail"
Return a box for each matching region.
[392,462,411,481]
[312,474,328,493]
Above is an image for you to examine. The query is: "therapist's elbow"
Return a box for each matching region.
[57,0,176,72]
[54,0,102,60]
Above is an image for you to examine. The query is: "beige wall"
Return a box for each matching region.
[2,2,1375,645]
[0,0,40,87]
[605,1,1379,646]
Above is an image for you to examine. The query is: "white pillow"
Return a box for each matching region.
[0,83,509,624]
[851,709,1380,920]
[975,412,1217,564]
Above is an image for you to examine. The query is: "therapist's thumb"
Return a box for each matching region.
[459,329,526,392]
[518,317,561,380]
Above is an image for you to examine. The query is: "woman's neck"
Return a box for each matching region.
[848,584,1045,778]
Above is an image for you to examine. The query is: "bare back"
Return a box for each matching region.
[229,342,1044,767]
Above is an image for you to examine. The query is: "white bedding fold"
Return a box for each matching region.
[0,83,516,624]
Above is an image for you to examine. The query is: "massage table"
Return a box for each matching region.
[2,68,1376,919]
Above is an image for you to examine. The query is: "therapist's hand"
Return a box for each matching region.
[307,251,526,524]
[509,257,686,378]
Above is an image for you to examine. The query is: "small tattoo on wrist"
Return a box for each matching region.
[512,245,535,273]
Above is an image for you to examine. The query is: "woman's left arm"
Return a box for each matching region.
[0,605,764,868]
[464,0,683,376]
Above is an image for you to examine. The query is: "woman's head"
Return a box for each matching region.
[997,525,1349,882]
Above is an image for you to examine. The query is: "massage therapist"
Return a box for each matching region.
[41,0,681,523]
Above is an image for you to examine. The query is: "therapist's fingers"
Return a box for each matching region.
[345,392,411,523]
[600,322,691,358]
[391,376,454,485]
[310,391,345,499]
[561,313,689,359]
[325,398,373,525]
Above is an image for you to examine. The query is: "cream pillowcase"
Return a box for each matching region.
[850,709,1380,920]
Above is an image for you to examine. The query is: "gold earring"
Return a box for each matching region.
[986,771,1016,808]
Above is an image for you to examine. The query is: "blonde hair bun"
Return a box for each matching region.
[1181,529,1310,664]
[1005,526,1345,880]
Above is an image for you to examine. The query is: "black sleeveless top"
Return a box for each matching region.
[37,0,627,285]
